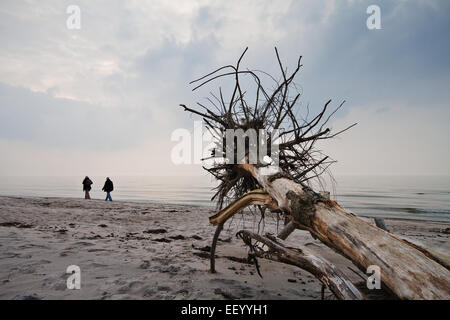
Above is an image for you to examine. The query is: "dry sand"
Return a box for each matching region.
[0,195,448,300]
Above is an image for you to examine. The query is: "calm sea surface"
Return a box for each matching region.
[0,175,449,223]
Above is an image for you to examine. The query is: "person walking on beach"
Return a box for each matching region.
[102,177,114,201]
[82,176,93,199]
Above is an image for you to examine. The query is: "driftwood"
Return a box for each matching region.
[208,189,278,273]
[237,230,363,300]
[181,48,450,300]
[209,190,278,226]
[237,163,450,299]
[209,196,363,300]
[208,190,363,299]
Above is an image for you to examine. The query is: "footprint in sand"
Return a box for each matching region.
[117,281,145,294]
[73,241,96,247]
[20,266,36,274]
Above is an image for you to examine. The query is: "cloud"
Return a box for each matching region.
[0,0,449,176]
[320,103,450,175]
[0,83,158,149]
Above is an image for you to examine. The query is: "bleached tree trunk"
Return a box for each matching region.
[238,163,450,300]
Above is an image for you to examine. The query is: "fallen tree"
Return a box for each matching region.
[237,163,450,299]
[180,48,450,299]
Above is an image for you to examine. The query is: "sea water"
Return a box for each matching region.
[0,175,448,223]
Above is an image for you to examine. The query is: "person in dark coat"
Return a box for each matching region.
[102,177,114,201]
[82,176,93,199]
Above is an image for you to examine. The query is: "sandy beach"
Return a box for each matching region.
[0,195,448,300]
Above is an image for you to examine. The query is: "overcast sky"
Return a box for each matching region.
[0,0,449,177]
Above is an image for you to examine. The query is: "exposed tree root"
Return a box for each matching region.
[208,189,279,273]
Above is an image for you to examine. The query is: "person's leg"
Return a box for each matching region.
[85,190,91,199]
[106,192,112,201]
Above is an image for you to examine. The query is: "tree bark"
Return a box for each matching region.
[208,189,278,273]
[209,189,278,226]
[238,163,450,299]
[209,190,363,299]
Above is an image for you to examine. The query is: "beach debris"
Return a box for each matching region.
[0,222,33,229]
[169,235,186,240]
[193,251,211,259]
[224,256,247,263]
[13,294,42,300]
[181,48,450,300]
[152,238,171,243]
[81,234,103,240]
[143,228,167,234]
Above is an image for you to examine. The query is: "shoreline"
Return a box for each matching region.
[1,193,448,224]
[0,195,448,300]
[0,194,216,208]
